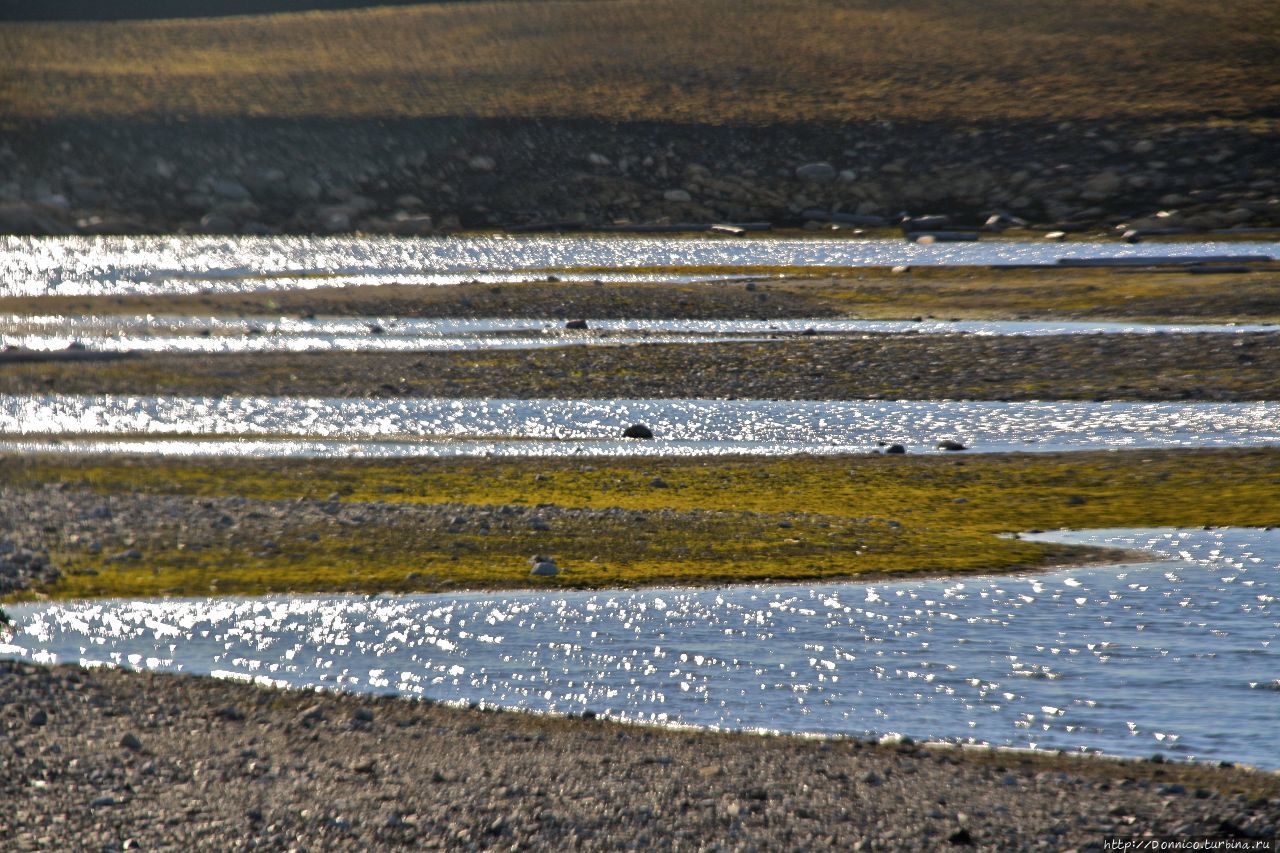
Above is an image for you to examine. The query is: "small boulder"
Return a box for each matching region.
[467,155,497,173]
[622,424,654,439]
[885,444,906,455]
[565,319,589,330]
[529,556,559,577]
[120,732,144,751]
[212,179,252,202]
[663,189,692,203]
[795,162,837,184]
[936,440,967,452]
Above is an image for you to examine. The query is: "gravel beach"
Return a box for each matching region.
[5,332,1280,402]
[2,658,1277,851]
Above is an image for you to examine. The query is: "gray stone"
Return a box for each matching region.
[795,163,837,184]
[120,732,144,751]
[287,175,322,201]
[0,202,70,235]
[316,206,353,232]
[663,189,692,203]
[212,179,252,202]
[468,155,497,173]
[197,212,237,235]
[529,556,559,577]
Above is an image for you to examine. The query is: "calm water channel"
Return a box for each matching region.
[2,397,1278,458]
[2,235,1274,297]
[4,528,1277,768]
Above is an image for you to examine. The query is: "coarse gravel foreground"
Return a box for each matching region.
[1,660,1278,851]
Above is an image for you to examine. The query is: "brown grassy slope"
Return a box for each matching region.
[1,0,1278,123]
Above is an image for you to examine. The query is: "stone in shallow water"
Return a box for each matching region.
[622,424,654,439]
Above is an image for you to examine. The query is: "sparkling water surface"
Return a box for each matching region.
[2,396,1277,458]
[4,314,1277,355]
[2,235,1274,297]
[4,528,1277,767]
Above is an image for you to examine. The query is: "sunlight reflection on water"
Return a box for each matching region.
[4,528,1276,767]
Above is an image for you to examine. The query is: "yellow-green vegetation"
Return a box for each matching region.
[2,267,1277,323]
[775,267,1280,323]
[2,0,1277,122]
[4,448,1279,600]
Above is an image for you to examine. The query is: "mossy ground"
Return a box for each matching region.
[5,448,1279,601]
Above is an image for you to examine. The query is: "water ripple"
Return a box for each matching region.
[1,396,1277,458]
[3,315,1276,355]
[2,235,1274,297]
[3,527,1276,767]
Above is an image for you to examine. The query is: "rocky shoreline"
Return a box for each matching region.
[2,117,1277,237]
[1,658,1277,851]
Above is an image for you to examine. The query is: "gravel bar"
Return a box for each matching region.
[2,659,1278,851]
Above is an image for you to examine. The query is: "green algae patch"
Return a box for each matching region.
[773,267,1280,324]
[4,448,1279,600]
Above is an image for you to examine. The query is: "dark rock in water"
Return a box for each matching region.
[623,424,654,439]
[885,444,906,455]
[565,319,589,330]
[936,440,967,451]
[801,327,817,336]
[367,323,385,334]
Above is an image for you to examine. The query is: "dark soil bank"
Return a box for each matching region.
[2,659,1277,851]
[2,117,1277,236]
[7,333,1279,401]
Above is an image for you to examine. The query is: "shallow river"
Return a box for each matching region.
[3,396,1278,458]
[4,528,1277,767]
[2,235,1274,297]
[4,314,1277,355]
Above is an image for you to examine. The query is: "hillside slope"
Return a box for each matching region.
[3,0,1278,123]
